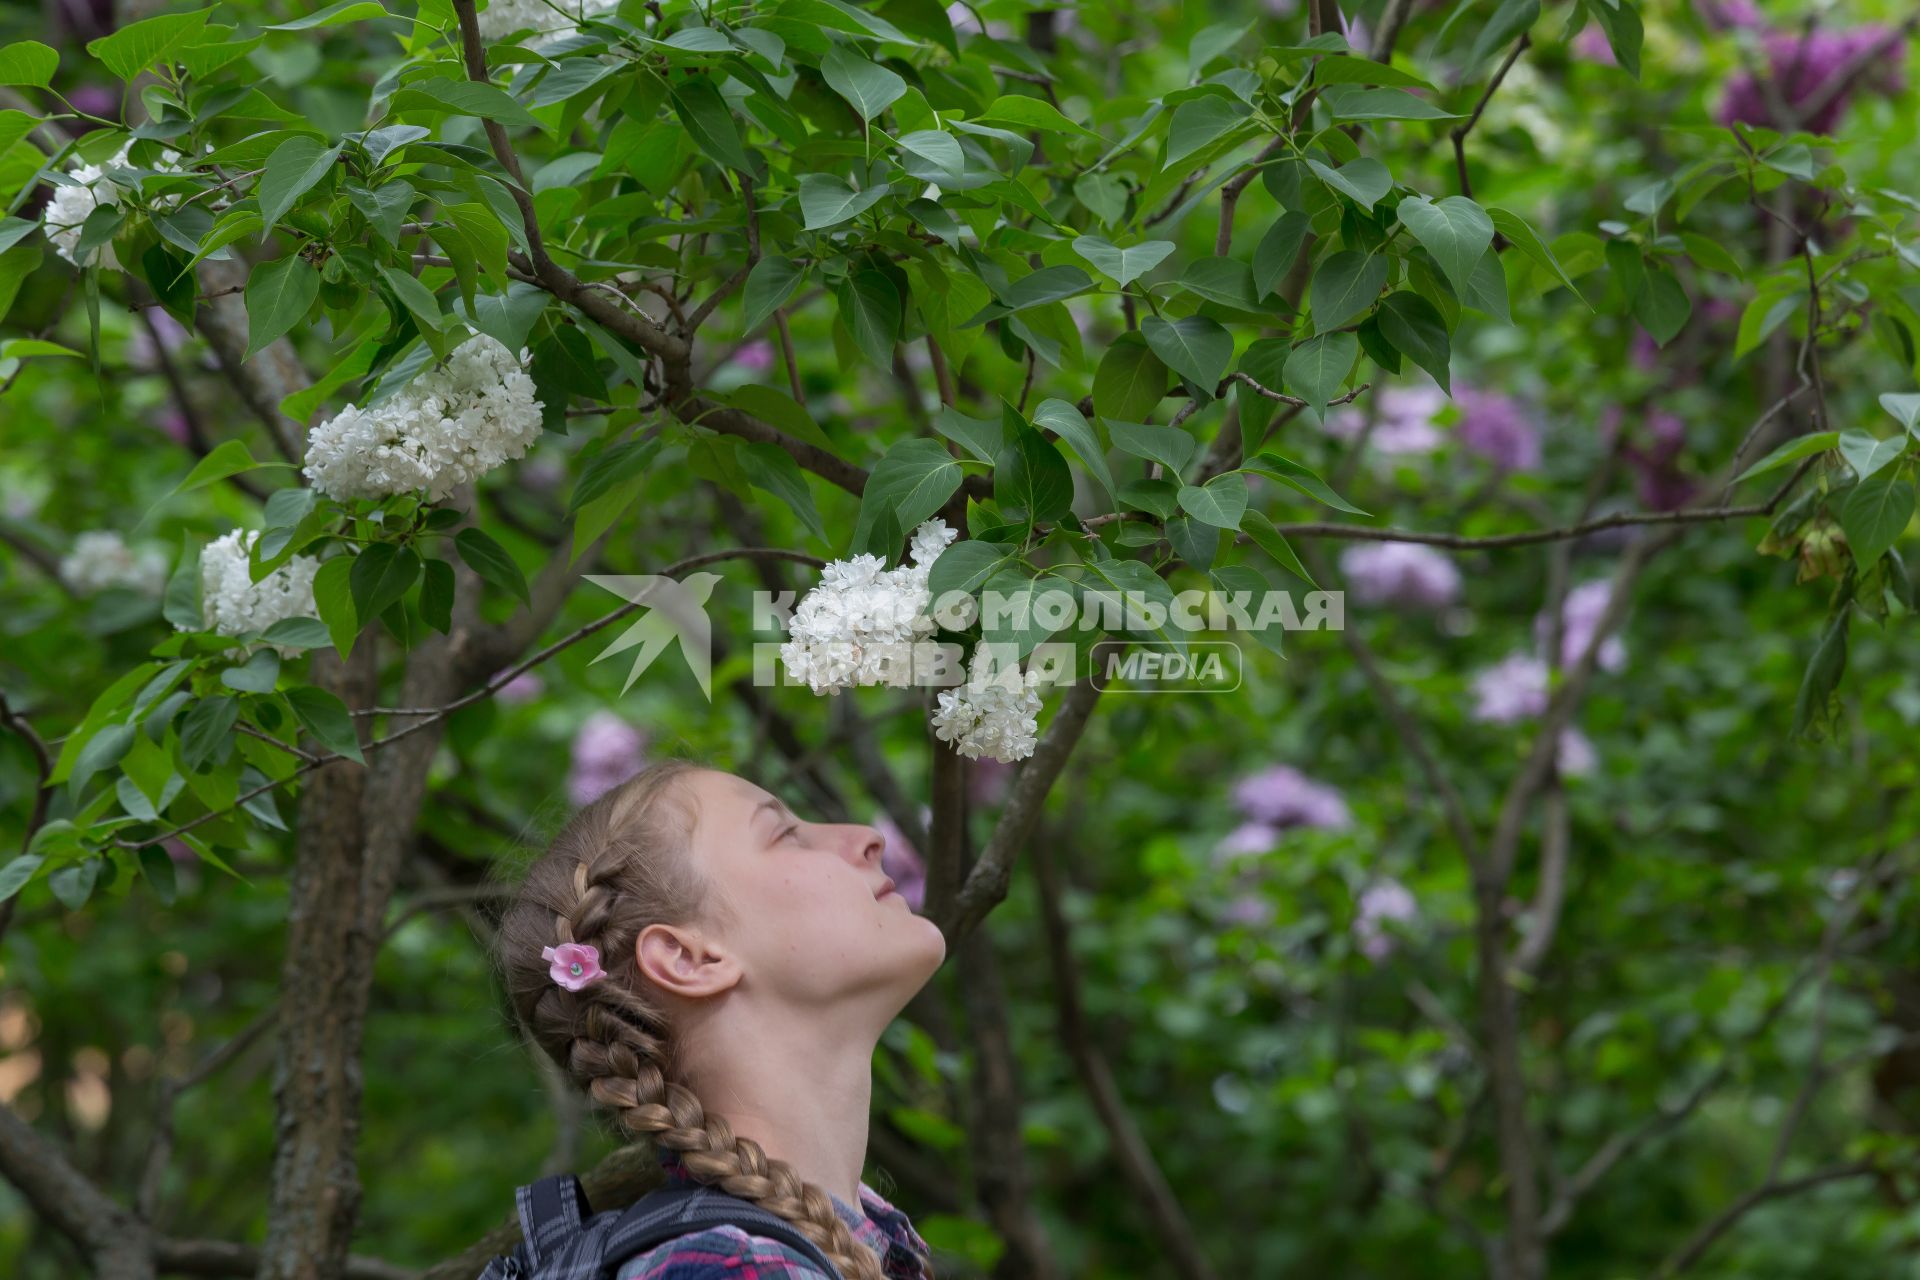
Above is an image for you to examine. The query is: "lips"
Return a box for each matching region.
[875,876,897,900]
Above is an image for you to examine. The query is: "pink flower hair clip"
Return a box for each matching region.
[542,942,605,992]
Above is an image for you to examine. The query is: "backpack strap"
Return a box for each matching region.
[604,1183,843,1278]
[517,1172,594,1266]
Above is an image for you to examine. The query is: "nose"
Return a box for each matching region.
[848,823,886,867]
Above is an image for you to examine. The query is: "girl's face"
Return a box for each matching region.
[661,769,947,1013]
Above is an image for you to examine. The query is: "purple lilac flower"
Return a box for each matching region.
[493,668,545,705]
[1471,652,1550,724]
[1212,820,1280,866]
[566,711,647,806]
[154,410,191,446]
[1452,387,1543,472]
[1700,0,1763,31]
[732,340,776,375]
[1557,727,1597,777]
[1537,579,1627,672]
[1352,877,1418,961]
[1323,381,1446,456]
[1339,541,1462,610]
[1716,25,1909,135]
[1572,23,1617,65]
[1229,765,1351,830]
[875,812,927,912]
[1220,890,1274,926]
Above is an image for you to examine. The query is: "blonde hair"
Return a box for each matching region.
[490,757,886,1279]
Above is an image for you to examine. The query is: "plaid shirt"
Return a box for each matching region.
[613,1149,936,1279]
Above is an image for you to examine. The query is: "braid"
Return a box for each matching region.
[492,757,888,1280]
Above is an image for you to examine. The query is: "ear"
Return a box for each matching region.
[635,922,740,999]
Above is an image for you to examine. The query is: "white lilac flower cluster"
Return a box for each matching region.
[929,646,1046,763]
[778,518,957,693]
[59,530,169,596]
[185,528,323,658]
[44,142,190,270]
[302,332,544,503]
[779,519,1049,763]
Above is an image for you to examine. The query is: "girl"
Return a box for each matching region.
[493,757,949,1279]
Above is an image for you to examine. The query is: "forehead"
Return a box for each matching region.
[685,769,780,825]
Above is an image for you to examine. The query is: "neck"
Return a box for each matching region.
[683,1000,878,1208]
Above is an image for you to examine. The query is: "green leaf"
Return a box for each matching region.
[975,94,1103,142]
[0,854,44,902]
[742,254,804,333]
[258,617,332,650]
[669,76,753,172]
[1163,95,1252,168]
[1840,473,1914,567]
[1311,54,1436,90]
[1734,431,1837,483]
[850,437,964,557]
[162,534,202,630]
[312,556,355,658]
[1093,332,1168,422]
[1178,473,1247,528]
[932,406,1003,463]
[1375,291,1451,392]
[220,648,281,693]
[1582,0,1643,78]
[0,41,58,88]
[179,694,239,771]
[395,78,542,131]
[996,417,1075,525]
[969,265,1094,323]
[1309,250,1388,333]
[926,541,1012,601]
[799,172,890,229]
[266,0,391,29]
[137,844,178,903]
[1142,315,1233,388]
[1467,0,1539,70]
[86,10,208,80]
[896,129,963,180]
[739,440,828,547]
[1033,397,1116,501]
[1179,258,1261,310]
[1242,451,1369,514]
[1283,331,1359,413]
[1880,392,1920,439]
[348,543,421,628]
[1107,419,1196,474]
[1074,171,1128,225]
[1252,213,1310,302]
[1734,288,1805,361]
[257,136,340,229]
[1790,602,1848,740]
[244,257,319,361]
[821,44,906,121]
[1072,236,1173,287]
[1837,430,1904,482]
[1241,509,1316,586]
[836,266,902,369]
[1395,195,1493,299]
[1490,207,1586,304]
[455,528,530,606]
[1319,85,1464,121]
[285,684,365,765]
[1306,156,1392,210]
[1633,262,1690,346]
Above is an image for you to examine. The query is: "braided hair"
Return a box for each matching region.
[491,757,888,1280]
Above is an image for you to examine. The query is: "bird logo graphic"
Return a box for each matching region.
[581,572,724,700]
